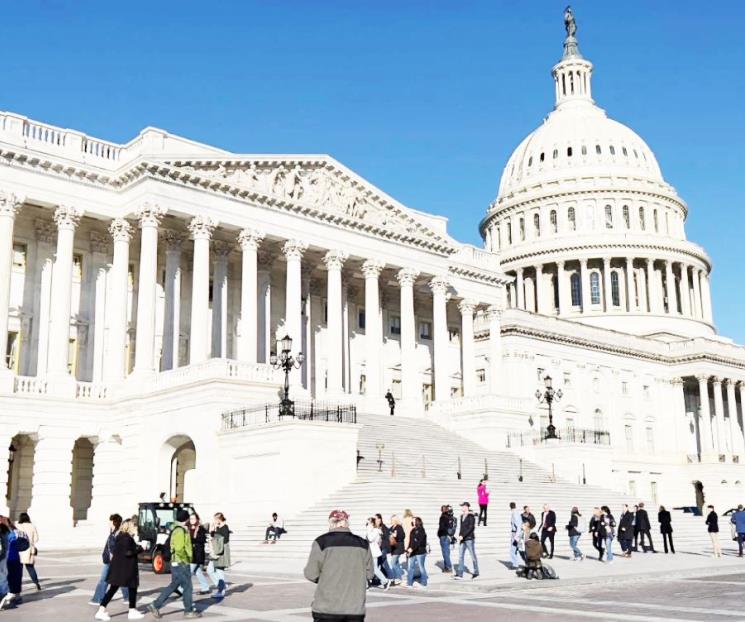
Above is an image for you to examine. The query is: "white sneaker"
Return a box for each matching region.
[128,609,145,620]
[95,607,111,621]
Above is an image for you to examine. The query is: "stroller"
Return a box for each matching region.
[516,533,558,580]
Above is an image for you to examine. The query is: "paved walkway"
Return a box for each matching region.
[2,549,744,621]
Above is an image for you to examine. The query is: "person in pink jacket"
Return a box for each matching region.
[476,480,490,527]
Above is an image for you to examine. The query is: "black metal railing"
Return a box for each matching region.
[221,401,357,430]
[506,426,611,448]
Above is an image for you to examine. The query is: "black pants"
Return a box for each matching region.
[638,529,655,551]
[478,504,488,526]
[541,530,555,557]
[662,532,674,553]
[592,533,604,559]
[101,584,137,609]
[312,614,364,622]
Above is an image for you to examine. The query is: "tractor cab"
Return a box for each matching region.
[136,501,195,573]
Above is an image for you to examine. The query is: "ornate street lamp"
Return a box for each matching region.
[269,335,304,418]
[7,444,16,465]
[535,375,563,440]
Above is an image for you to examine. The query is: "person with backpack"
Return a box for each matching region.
[16,513,39,591]
[601,506,615,563]
[437,505,454,573]
[90,514,130,606]
[476,480,490,527]
[617,505,635,557]
[147,510,201,619]
[0,517,27,610]
[565,506,585,560]
[95,519,144,621]
[206,512,231,600]
[388,515,405,585]
[589,507,605,561]
[454,501,479,580]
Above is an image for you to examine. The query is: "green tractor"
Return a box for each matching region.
[136,501,195,574]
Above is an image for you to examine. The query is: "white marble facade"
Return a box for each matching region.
[1,19,745,541]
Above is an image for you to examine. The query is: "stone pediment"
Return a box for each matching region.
[156,157,456,253]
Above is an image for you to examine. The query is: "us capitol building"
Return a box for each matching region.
[0,13,743,542]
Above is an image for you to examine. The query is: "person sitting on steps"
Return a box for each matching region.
[264,513,287,544]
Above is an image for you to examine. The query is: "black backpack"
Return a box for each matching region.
[446,514,457,537]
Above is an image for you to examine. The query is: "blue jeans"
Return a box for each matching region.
[389,554,403,580]
[191,563,211,591]
[153,564,193,612]
[92,563,129,604]
[439,536,452,570]
[457,539,479,577]
[605,536,614,561]
[510,534,520,567]
[569,535,582,559]
[206,561,226,591]
[406,554,427,586]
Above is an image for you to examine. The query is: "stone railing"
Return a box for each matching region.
[506,426,611,448]
[75,382,109,400]
[426,393,533,416]
[154,358,282,391]
[13,375,48,395]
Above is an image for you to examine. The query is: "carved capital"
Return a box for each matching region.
[89,231,109,254]
[237,228,265,251]
[396,267,419,288]
[282,239,308,261]
[213,239,233,258]
[695,374,710,384]
[135,202,166,228]
[486,305,502,322]
[671,377,684,386]
[428,276,449,295]
[109,218,132,243]
[161,229,185,252]
[322,249,348,271]
[34,219,56,244]
[188,215,216,240]
[54,205,84,230]
[0,191,24,218]
[458,299,478,315]
[361,259,385,279]
[711,376,722,387]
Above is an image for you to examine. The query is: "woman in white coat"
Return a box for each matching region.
[17,513,40,590]
[366,517,390,590]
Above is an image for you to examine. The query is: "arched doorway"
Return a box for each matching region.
[70,438,94,523]
[693,480,705,510]
[6,434,36,521]
[159,436,196,503]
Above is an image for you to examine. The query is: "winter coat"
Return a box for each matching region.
[459,512,476,541]
[390,525,405,556]
[107,533,141,589]
[437,512,450,538]
[189,525,207,566]
[17,523,38,565]
[366,526,383,558]
[210,525,231,569]
[706,511,719,533]
[379,524,391,554]
[408,526,427,556]
[658,510,673,534]
[635,509,651,531]
[618,511,634,540]
[566,513,580,538]
[731,510,745,534]
[477,484,490,506]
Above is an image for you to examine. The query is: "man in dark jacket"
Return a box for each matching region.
[539,504,556,559]
[454,502,479,580]
[437,505,454,573]
[304,509,374,622]
[617,505,635,557]
[90,514,129,606]
[635,502,655,553]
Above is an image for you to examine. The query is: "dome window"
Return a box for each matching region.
[581,145,587,155]
[604,205,613,229]
[611,272,621,307]
[519,217,525,241]
[506,218,512,245]
[570,273,582,307]
[633,149,639,158]
[590,272,601,305]
[567,147,573,157]
[540,152,545,162]
[639,207,646,231]
[528,156,533,167]
[642,152,647,161]
[596,145,602,155]
[550,210,558,233]
[534,213,541,237]
[552,149,558,159]
[653,209,659,232]
[609,145,616,156]
[623,205,630,229]
[568,207,576,231]
[622,147,628,157]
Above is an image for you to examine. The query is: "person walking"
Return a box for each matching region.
[565,506,585,561]
[147,510,201,619]
[385,390,395,416]
[540,504,556,559]
[0,517,23,610]
[454,501,479,580]
[731,504,745,557]
[188,513,212,595]
[406,517,428,589]
[437,505,453,573]
[95,519,144,621]
[635,502,655,553]
[476,480,490,526]
[509,502,522,570]
[374,515,393,580]
[601,506,615,563]
[632,504,640,550]
[90,514,130,606]
[658,506,675,554]
[617,505,634,557]
[388,515,405,585]
[365,517,390,589]
[589,507,605,561]
[15,513,39,591]
[705,505,722,558]
[304,509,374,622]
[206,512,231,599]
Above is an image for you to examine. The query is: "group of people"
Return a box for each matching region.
[0,513,40,610]
[91,510,231,620]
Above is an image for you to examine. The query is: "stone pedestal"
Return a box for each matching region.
[28,434,75,535]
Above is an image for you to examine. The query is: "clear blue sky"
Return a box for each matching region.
[5,1,744,342]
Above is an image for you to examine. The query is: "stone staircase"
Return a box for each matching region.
[230,414,733,563]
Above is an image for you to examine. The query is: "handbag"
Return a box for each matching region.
[388,533,397,548]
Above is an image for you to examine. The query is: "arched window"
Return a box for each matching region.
[552,273,559,310]
[540,152,545,162]
[497,227,502,250]
[506,218,512,244]
[570,273,582,307]
[623,205,630,229]
[611,271,620,307]
[594,409,606,431]
[596,144,602,155]
[622,146,628,156]
[639,207,646,230]
[604,205,613,229]
[528,156,533,167]
[581,145,587,155]
[519,217,525,241]
[665,211,669,234]
[569,72,575,94]
[568,207,576,231]
[561,73,566,95]
[590,271,601,304]
[552,149,558,159]
[633,149,639,158]
[533,213,540,237]
[609,145,616,156]
[653,209,659,232]
[567,146,573,157]
[550,210,558,233]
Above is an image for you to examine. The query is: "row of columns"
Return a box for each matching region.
[508,257,712,322]
[688,375,745,459]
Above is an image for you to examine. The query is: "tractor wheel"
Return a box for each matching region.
[152,551,166,574]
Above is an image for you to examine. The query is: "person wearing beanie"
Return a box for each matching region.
[148,509,201,619]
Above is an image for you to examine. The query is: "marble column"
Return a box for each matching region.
[257,251,272,364]
[31,219,56,376]
[701,273,713,324]
[397,268,419,403]
[680,265,692,317]
[665,260,678,314]
[0,192,23,373]
[47,205,84,378]
[87,434,124,522]
[692,268,703,319]
[534,265,545,314]
[342,284,352,393]
[458,299,476,397]
[188,216,216,365]
[362,259,384,398]
[645,258,657,313]
[487,306,502,393]
[516,268,525,310]
[211,240,231,358]
[429,276,449,402]
[556,261,567,315]
[671,378,692,455]
[579,259,590,313]
[161,230,184,370]
[712,377,727,455]
[237,229,264,363]
[602,257,612,312]
[283,240,308,387]
[625,257,634,312]
[697,375,713,455]
[89,232,109,382]
[323,250,347,395]
[132,203,166,374]
[725,379,740,459]
[105,219,132,380]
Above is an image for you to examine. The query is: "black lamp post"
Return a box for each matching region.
[535,375,562,440]
[270,334,304,418]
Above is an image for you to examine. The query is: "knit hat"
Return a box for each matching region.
[176,509,190,523]
[328,509,349,522]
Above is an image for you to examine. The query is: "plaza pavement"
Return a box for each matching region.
[3,547,745,621]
